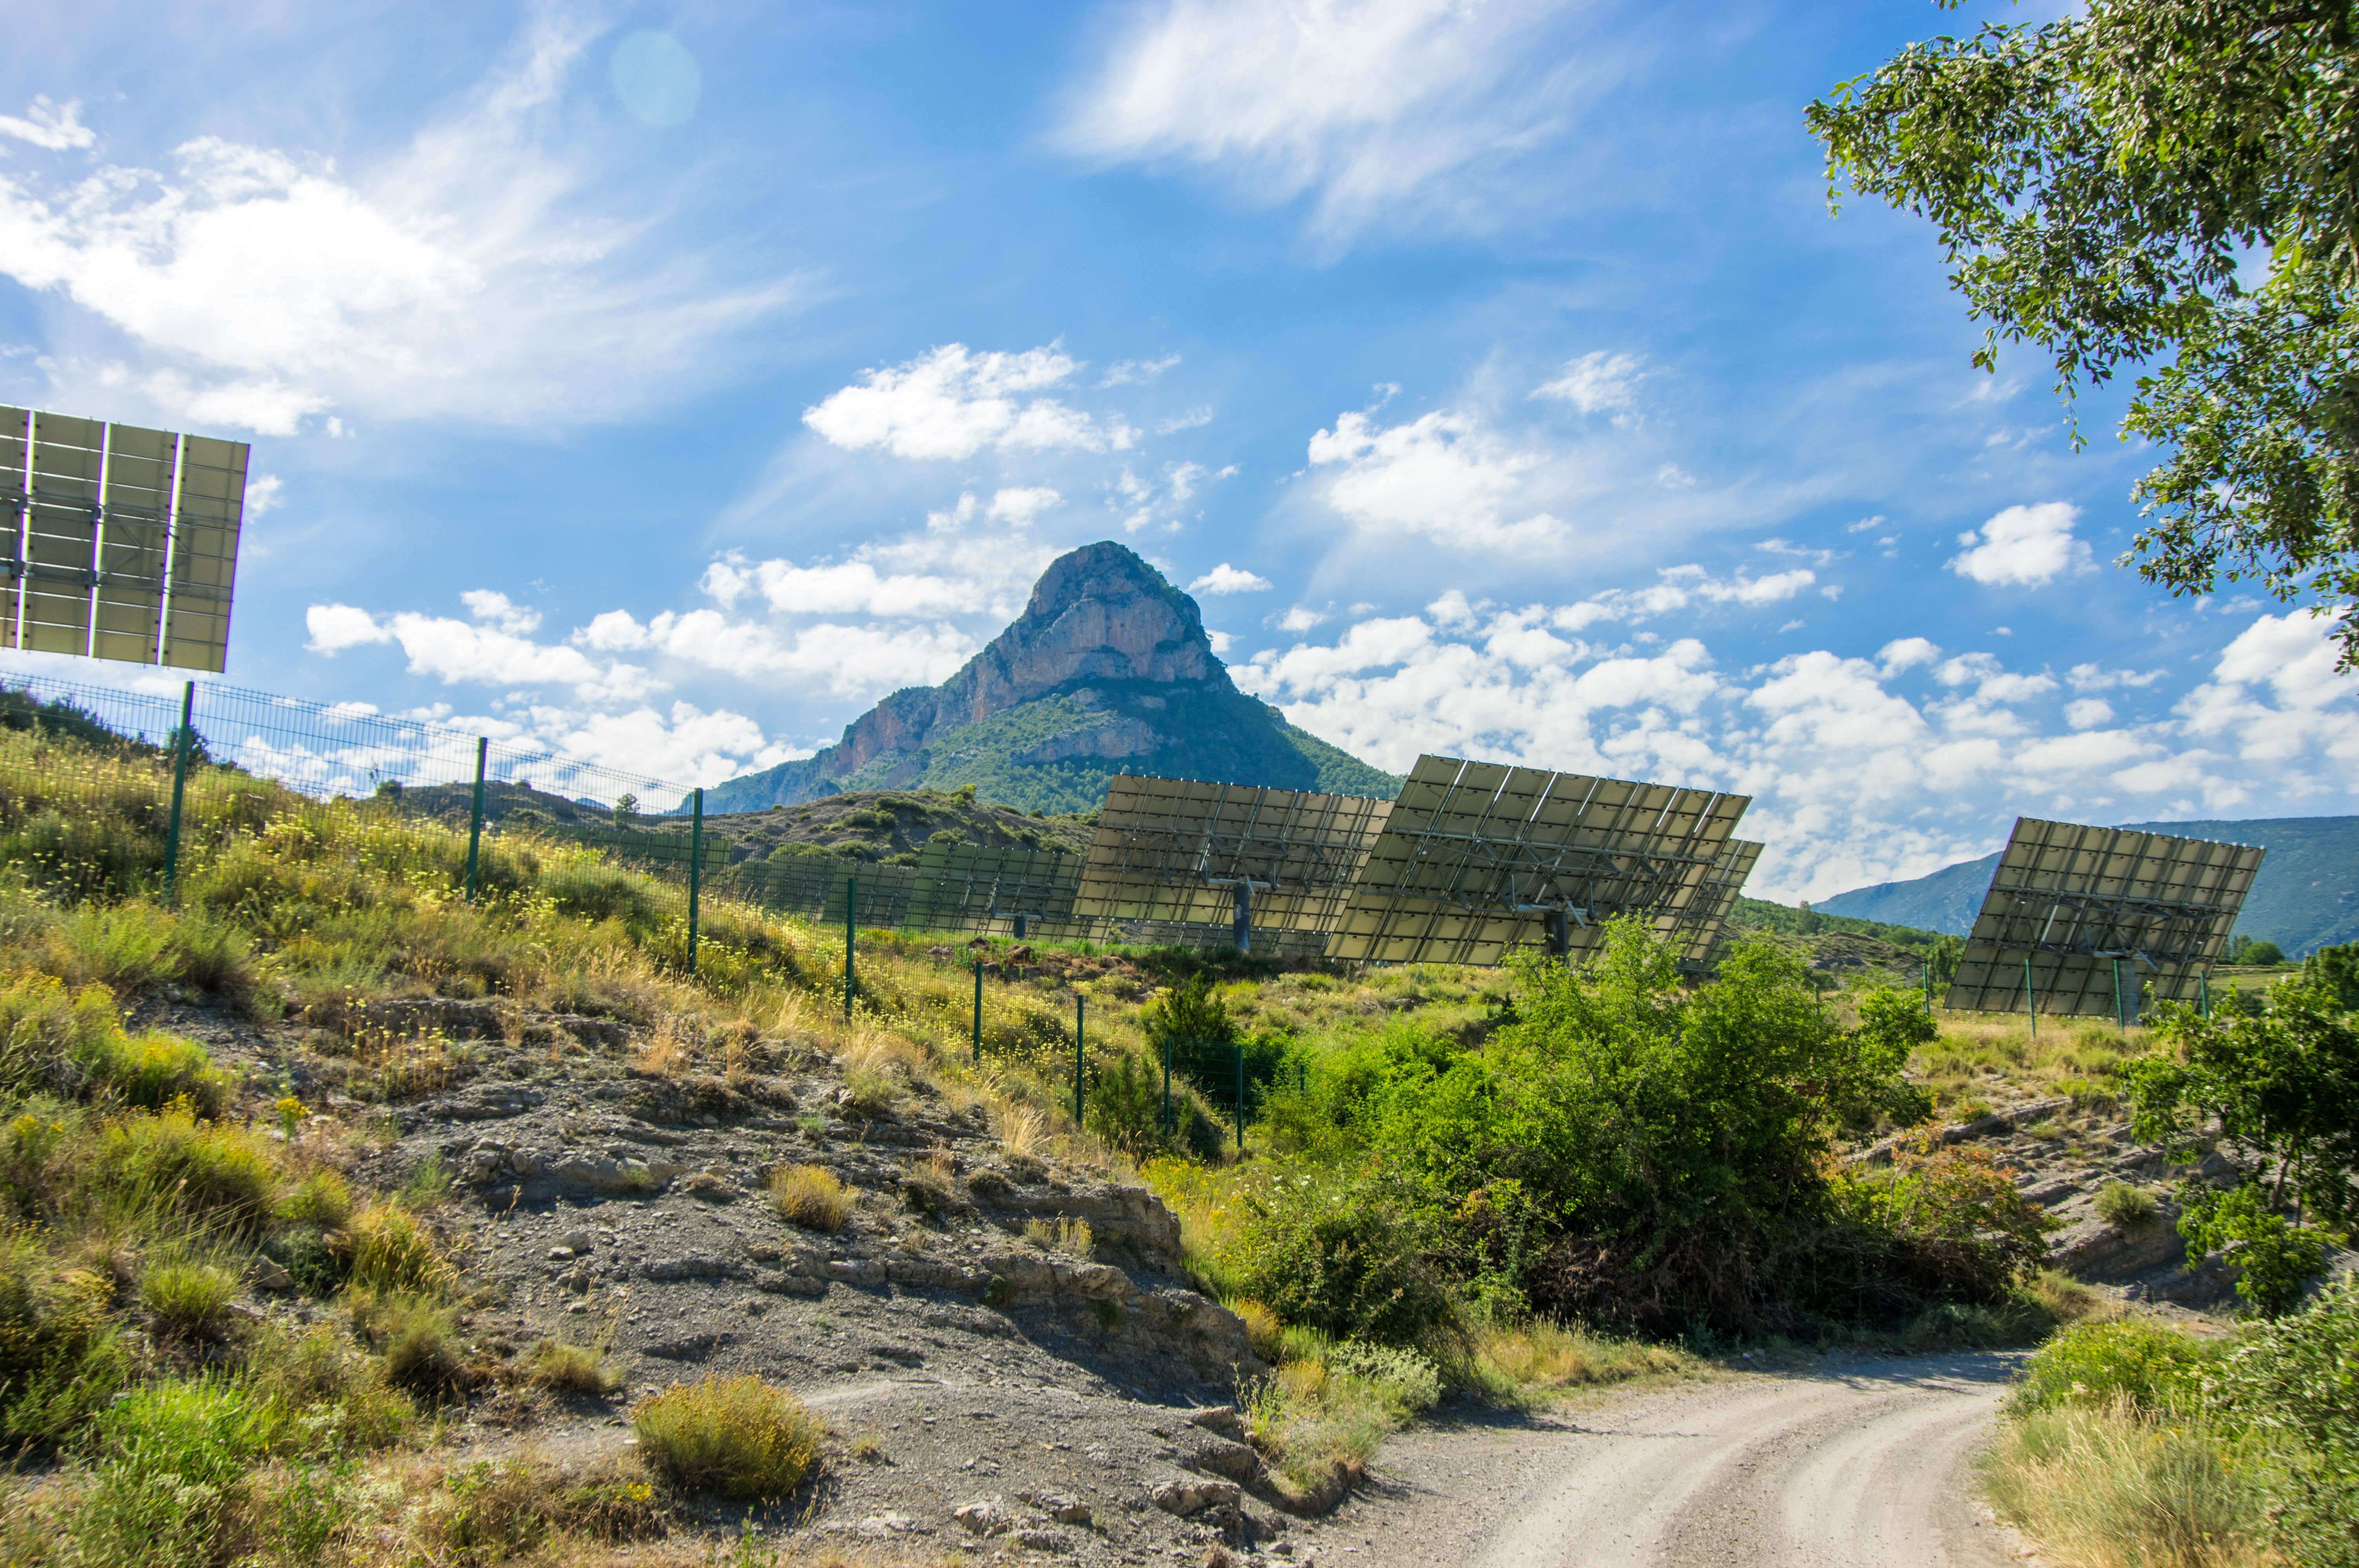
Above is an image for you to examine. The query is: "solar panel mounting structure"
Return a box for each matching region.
[1679,838,1763,975]
[1942,817,2265,1024]
[1,406,248,671]
[1072,775,1392,953]
[1327,755,1750,967]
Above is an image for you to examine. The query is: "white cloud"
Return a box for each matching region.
[802,343,1135,461]
[1189,563,1272,595]
[0,97,94,152]
[1156,407,1214,433]
[1308,407,1566,551]
[2064,698,2115,730]
[1101,353,1180,386]
[460,589,540,635]
[1056,0,1603,241]
[1877,637,1940,676]
[244,473,284,518]
[0,20,798,433]
[1948,501,2096,587]
[1654,463,1697,490]
[305,603,392,653]
[1278,606,1327,632]
[1533,350,1644,415]
[1845,514,1885,534]
[987,486,1062,526]
[1550,564,1815,631]
[1206,628,1234,655]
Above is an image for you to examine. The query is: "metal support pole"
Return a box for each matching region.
[1014,912,1027,940]
[2025,957,2037,1041]
[1235,1042,1245,1154]
[2200,975,2210,1018]
[162,680,194,905]
[1233,882,1252,953]
[2114,959,2126,1033]
[464,737,487,902]
[845,876,857,1022]
[1073,996,1085,1129]
[687,788,703,976]
[972,961,983,1064]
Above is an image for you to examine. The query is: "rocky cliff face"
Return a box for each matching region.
[701,541,1398,815]
[821,542,1228,779]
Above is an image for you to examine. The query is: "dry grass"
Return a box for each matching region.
[769,1165,851,1232]
[1475,1318,1697,1395]
[632,1374,823,1502]
[1228,1298,1283,1362]
[637,1014,691,1076]
[1021,1216,1093,1257]
[1980,1399,2272,1568]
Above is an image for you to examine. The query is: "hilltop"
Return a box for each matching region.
[1815,815,2359,957]
[702,541,1401,815]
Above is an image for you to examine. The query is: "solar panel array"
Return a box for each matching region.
[910,841,1089,937]
[1679,838,1765,971]
[2,406,249,671]
[1328,756,1751,965]
[1074,775,1392,944]
[1943,817,2265,1017]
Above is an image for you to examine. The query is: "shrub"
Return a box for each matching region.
[632,1375,822,1501]
[525,1338,622,1395]
[1232,1168,1460,1350]
[72,1376,283,1568]
[274,1169,353,1230]
[1980,1402,2266,1568]
[0,974,117,1097]
[2009,1318,2221,1416]
[140,1262,237,1339]
[839,1064,898,1117]
[0,1232,133,1449]
[768,1165,849,1232]
[2094,1181,2160,1229]
[244,1321,413,1448]
[355,1293,466,1394]
[1086,1051,1165,1153]
[94,1033,229,1115]
[2212,1274,2359,1566]
[1022,1215,1093,1256]
[1325,1341,1442,1419]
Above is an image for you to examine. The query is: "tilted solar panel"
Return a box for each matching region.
[1327,755,1750,966]
[1679,838,1763,972]
[909,842,1087,936]
[2,406,248,672]
[1942,817,2264,1018]
[1073,775,1391,948]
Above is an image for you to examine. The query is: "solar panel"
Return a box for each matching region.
[1942,818,2265,1018]
[730,854,879,923]
[909,842,1087,937]
[1073,775,1392,951]
[1327,755,1750,966]
[1679,838,1763,972]
[2,406,249,671]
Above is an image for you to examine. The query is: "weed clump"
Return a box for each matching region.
[139,1262,236,1340]
[525,1338,622,1395]
[632,1374,822,1501]
[2093,1181,2160,1230]
[768,1164,849,1232]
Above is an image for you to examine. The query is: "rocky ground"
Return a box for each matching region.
[129,989,1368,1564]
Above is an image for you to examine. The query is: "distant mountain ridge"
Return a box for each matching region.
[700,541,1401,815]
[1815,816,2359,958]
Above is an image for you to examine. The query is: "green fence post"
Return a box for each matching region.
[972,961,983,1064]
[2200,975,2210,1018]
[687,787,703,977]
[845,876,857,1022]
[1073,995,1085,1130]
[2025,957,2037,1042]
[1162,1036,1172,1139]
[1235,1042,1245,1154]
[463,737,487,902]
[162,680,194,906]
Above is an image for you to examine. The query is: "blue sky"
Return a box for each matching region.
[3,0,2355,902]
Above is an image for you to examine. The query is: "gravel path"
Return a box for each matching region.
[1327,1352,2027,1568]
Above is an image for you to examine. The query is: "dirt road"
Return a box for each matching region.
[1320,1352,2025,1568]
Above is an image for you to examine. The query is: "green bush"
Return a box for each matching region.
[632,1374,823,1501]
[1325,1341,1442,1418]
[353,1293,465,1394]
[2214,1274,2359,1567]
[91,1105,277,1234]
[1232,1168,1461,1349]
[524,1338,622,1395]
[1085,1051,1164,1154]
[2009,1318,2221,1416]
[0,1232,133,1449]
